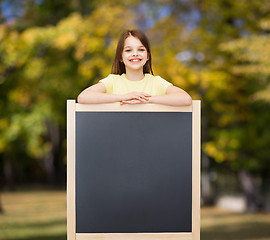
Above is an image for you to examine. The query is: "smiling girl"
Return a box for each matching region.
[77,29,192,106]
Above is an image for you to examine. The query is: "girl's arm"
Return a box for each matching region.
[148,85,192,106]
[77,83,151,104]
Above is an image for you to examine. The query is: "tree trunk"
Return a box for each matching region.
[238,169,259,212]
[44,120,65,185]
[0,193,3,214]
[200,97,216,205]
[201,152,216,205]
[4,156,15,190]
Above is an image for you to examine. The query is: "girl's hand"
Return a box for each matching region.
[120,99,147,105]
[120,92,151,103]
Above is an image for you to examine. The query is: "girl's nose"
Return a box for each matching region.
[132,50,138,56]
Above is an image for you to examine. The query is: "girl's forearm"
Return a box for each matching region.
[77,92,123,104]
[77,91,192,106]
[148,94,192,106]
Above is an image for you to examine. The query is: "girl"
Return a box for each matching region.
[77,29,192,106]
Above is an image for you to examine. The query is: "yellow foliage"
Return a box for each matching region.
[212,102,227,113]
[0,118,8,151]
[171,75,186,87]
[260,18,270,31]
[203,137,239,163]
[57,12,85,33]
[201,71,228,89]
[219,114,234,126]
[22,13,86,50]
[53,32,78,50]
[9,89,31,106]
[216,152,226,163]
[188,72,199,85]
[78,57,110,80]
[53,13,86,50]
[28,138,51,158]
[2,31,21,65]
[252,84,270,102]
[21,28,38,45]
[21,26,55,45]
[230,139,239,149]
[90,5,136,37]
[0,118,8,130]
[74,35,90,60]
[0,140,5,152]
[203,141,226,163]
[203,142,218,158]
[5,118,20,142]
[75,35,105,59]
[78,60,95,79]
[108,39,118,57]
[0,24,7,40]
[220,29,270,79]
[23,58,45,80]
[231,65,270,75]
[87,37,104,52]
[0,30,34,67]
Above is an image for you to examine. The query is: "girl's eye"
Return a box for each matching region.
[124,49,145,52]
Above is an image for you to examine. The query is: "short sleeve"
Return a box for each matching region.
[156,76,172,95]
[99,74,114,93]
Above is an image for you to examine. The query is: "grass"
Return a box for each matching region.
[0,190,67,240]
[0,190,270,240]
[201,207,270,240]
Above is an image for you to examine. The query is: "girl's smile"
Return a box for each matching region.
[130,58,142,62]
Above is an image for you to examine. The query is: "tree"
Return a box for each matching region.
[0,2,139,187]
[1,0,270,213]
[203,17,270,211]
[142,0,270,210]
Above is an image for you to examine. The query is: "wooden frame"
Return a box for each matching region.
[67,100,200,240]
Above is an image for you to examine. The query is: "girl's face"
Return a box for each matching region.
[121,36,149,73]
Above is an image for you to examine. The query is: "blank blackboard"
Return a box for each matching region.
[67,101,201,240]
[76,112,192,233]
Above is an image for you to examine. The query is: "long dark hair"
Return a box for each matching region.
[111,29,154,75]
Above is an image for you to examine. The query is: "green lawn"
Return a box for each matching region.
[201,207,270,240]
[0,190,66,240]
[0,191,270,240]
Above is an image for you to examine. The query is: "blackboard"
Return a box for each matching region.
[76,112,192,233]
[67,101,200,240]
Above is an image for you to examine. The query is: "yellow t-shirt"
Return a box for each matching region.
[99,73,172,96]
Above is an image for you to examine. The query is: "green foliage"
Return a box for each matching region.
[202,15,270,173]
[0,2,137,183]
[1,0,270,189]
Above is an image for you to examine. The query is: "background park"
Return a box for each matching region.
[0,0,270,239]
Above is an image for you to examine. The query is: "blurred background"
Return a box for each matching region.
[0,0,270,239]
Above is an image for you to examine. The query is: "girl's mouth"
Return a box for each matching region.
[130,58,141,62]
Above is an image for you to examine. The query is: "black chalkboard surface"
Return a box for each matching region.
[75,111,192,233]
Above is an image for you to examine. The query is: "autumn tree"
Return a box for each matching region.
[1,0,270,213]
